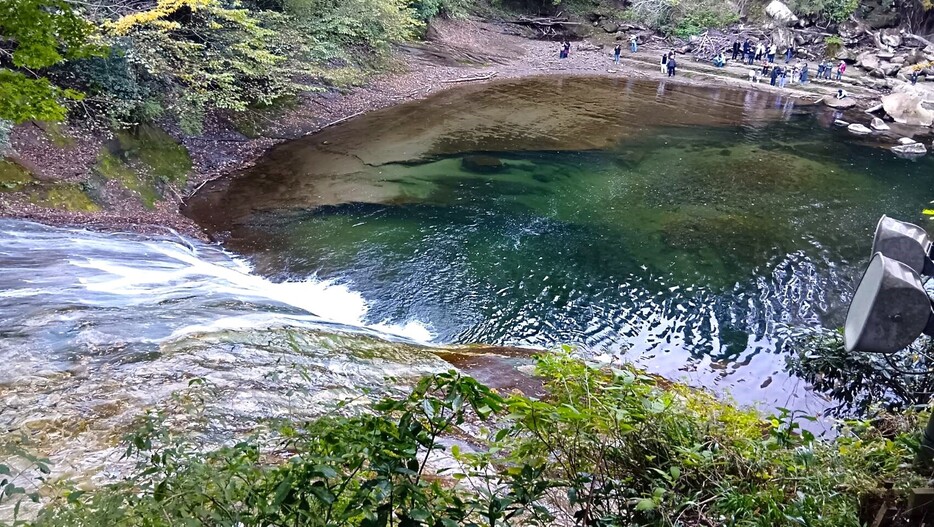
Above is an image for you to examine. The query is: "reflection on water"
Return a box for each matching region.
[186,76,934,408]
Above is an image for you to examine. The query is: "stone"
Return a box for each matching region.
[859,52,881,71]
[892,142,927,156]
[881,62,901,76]
[835,48,856,61]
[848,123,872,135]
[824,96,857,109]
[880,29,903,48]
[834,119,850,126]
[871,117,890,130]
[766,0,798,25]
[461,155,506,173]
[601,20,619,33]
[882,88,934,126]
[892,55,906,64]
[877,51,896,60]
[898,137,917,145]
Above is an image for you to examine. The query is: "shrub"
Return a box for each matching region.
[7,352,926,527]
[787,0,858,22]
[0,0,98,123]
[105,0,301,134]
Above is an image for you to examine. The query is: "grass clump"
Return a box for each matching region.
[2,352,924,527]
[93,151,159,209]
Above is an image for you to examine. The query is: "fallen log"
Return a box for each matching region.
[441,72,498,83]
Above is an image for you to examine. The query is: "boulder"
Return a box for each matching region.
[577,42,604,52]
[882,88,934,126]
[601,20,619,33]
[835,48,856,62]
[462,155,506,173]
[870,68,887,79]
[898,137,917,145]
[848,123,873,135]
[877,51,896,60]
[892,142,927,156]
[881,62,901,76]
[766,0,798,25]
[824,96,857,109]
[871,117,890,130]
[880,29,903,48]
[834,119,850,126]
[859,52,881,71]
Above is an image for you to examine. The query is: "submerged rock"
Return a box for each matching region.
[462,155,506,173]
[892,142,927,156]
[847,123,872,135]
[823,96,856,109]
[870,117,890,130]
[833,119,850,127]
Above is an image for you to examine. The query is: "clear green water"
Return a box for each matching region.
[185,76,934,402]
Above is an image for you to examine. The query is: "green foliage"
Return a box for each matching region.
[787,0,858,22]
[627,0,738,36]
[0,0,97,123]
[11,352,925,527]
[787,329,934,415]
[106,0,300,135]
[409,0,471,20]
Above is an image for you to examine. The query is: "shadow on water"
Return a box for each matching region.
[175,75,932,411]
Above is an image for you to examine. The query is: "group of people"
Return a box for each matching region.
[732,39,784,65]
[749,59,847,86]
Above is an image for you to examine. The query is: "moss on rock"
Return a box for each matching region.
[0,159,34,191]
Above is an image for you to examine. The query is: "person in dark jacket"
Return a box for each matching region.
[770,65,780,86]
[614,43,621,64]
[742,40,751,64]
[667,53,677,77]
[732,40,741,60]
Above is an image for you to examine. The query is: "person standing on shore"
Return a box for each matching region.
[770,64,780,85]
[659,52,668,73]
[778,66,787,88]
[732,40,741,60]
[816,61,825,79]
[800,63,809,84]
[785,44,795,63]
[667,53,677,77]
[767,43,777,63]
[743,39,751,64]
[755,42,765,62]
[614,43,622,64]
[630,35,638,53]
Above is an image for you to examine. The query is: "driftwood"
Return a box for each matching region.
[510,14,583,27]
[441,72,498,83]
[906,32,934,48]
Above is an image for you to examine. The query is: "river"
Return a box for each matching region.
[3,76,934,481]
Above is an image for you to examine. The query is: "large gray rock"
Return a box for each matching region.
[881,29,903,48]
[871,117,890,130]
[882,88,934,126]
[892,142,927,156]
[824,96,857,109]
[601,20,619,33]
[898,137,917,145]
[834,119,850,126]
[766,0,798,25]
[848,123,873,135]
[881,62,901,76]
[859,52,881,71]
